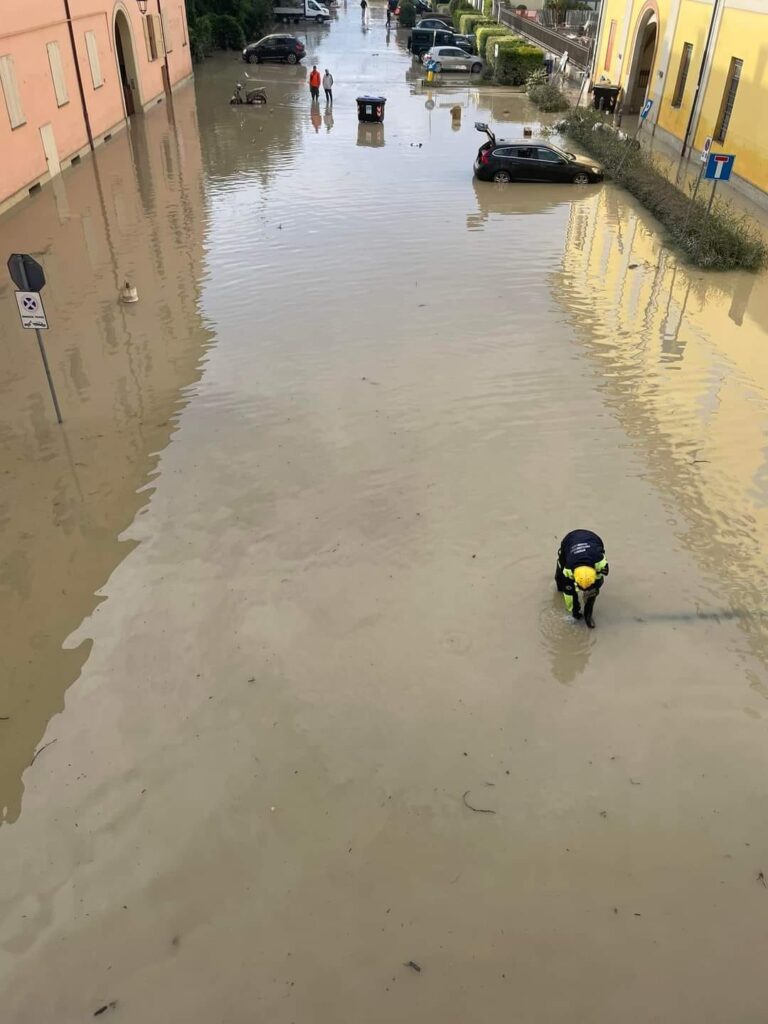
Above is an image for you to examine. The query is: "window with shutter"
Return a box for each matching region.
[162,9,174,52]
[47,41,69,107]
[144,15,158,60]
[85,31,103,88]
[152,15,165,56]
[715,57,743,143]
[0,54,26,128]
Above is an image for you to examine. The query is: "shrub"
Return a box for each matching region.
[458,13,492,36]
[528,81,570,111]
[526,68,569,111]
[562,109,767,270]
[494,39,543,84]
[449,0,474,14]
[483,0,494,12]
[210,13,245,49]
[400,0,417,27]
[477,24,512,63]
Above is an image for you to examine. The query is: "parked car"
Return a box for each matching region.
[473,123,603,184]
[408,27,472,57]
[423,46,483,73]
[416,17,453,30]
[242,35,306,63]
[414,0,433,12]
[273,0,330,23]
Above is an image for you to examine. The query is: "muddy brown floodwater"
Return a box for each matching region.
[2,6,768,1022]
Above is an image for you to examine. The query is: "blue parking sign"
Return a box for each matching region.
[640,98,654,119]
[705,152,736,181]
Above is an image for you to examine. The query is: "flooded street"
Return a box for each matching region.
[3,5,768,1021]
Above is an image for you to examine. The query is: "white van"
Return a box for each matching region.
[274,0,330,23]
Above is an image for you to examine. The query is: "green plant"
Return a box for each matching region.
[528,80,570,111]
[210,13,244,49]
[457,13,492,36]
[400,0,417,28]
[562,109,767,270]
[449,0,473,13]
[476,24,512,64]
[494,39,543,84]
[483,0,493,13]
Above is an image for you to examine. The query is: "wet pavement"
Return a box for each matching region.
[2,5,768,1022]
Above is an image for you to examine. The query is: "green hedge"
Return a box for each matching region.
[457,13,492,35]
[494,39,543,84]
[448,0,474,15]
[400,0,417,28]
[562,109,767,270]
[478,25,513,65]
[483,0,493,12]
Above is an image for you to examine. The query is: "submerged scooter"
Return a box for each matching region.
[230,81,267,105]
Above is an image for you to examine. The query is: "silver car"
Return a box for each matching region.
[423,46,483,74]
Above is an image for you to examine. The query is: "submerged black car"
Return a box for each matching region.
[242,35,306,64]
[473,123,603,185]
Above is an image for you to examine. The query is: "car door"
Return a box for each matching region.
[499,146,539,181]
[442,47,468,71]
[274,36,291,59]
[533,146,571,182]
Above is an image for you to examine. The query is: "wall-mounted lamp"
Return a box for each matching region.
[137,0,148,13]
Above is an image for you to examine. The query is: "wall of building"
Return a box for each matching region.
[592,0,768,202]
[0,0,193,215]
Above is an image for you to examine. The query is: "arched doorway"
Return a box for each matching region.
[114,8,141,117]
[625,7,658,113]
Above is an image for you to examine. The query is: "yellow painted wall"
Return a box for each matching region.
[593,0,768,195]
[694,8,767,192]
[656,1,712,140]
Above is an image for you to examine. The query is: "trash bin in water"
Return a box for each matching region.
[356,95,386,123]
[593,84,620,113]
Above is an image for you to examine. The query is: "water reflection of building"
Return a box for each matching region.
[553,187,768,659]
[0,86,211,825]
[0,1,193,214]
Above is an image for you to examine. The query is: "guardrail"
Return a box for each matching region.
[493,7,591,69]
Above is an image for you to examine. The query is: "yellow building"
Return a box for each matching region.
[593,0,768,204]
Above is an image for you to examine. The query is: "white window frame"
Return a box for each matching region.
[0,54,26,129]
[47,41,69,107]
[85,31,103,89]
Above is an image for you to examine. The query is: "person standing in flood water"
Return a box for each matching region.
[554,529,609,629]
[323,69,334,104]
[309,65,321,103]
[360,0,367,19]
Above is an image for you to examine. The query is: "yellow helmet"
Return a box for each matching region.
[574,566,597,590]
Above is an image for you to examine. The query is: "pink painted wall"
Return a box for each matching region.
[0,0,192,209]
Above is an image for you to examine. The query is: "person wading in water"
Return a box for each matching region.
[554,529,609,629]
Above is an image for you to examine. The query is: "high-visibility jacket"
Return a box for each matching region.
[309,70,321,88]
[556,530,609,615]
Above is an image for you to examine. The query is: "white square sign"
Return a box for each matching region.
[15,290,48,330]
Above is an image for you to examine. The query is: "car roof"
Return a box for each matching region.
[493,139,556,146]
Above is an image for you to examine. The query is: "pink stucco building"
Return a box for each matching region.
[0,0,193,214]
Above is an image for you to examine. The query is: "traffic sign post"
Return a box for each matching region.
[704,152,736,212]
[7,253,62,424]
[684,136,713,231]
[616,99,654,174]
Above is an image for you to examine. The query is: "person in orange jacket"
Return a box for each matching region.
[309,65,321,103]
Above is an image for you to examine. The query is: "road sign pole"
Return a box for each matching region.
[17,260,62,424]
[683,163,705,231]
[706,178,719,215]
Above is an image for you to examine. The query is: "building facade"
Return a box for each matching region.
[593,0,768,205]
[0,0,193,215]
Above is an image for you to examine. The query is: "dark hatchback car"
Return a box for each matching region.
[242,35,306,64]
[473,123,603,185]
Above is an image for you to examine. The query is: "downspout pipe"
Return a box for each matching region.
[681,0,720,158]
[62,0,95,150]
